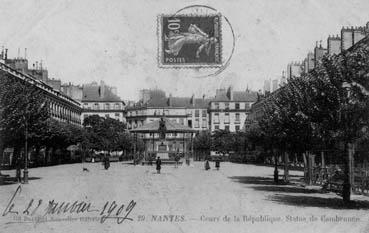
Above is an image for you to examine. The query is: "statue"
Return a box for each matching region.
[159,117,166,139]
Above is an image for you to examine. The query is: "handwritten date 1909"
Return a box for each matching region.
[2,185,136,224]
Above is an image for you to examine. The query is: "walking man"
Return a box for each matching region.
[156,156,162,174]
[215,160,220,170]
[103,154,110,170]
[205,160,210,170]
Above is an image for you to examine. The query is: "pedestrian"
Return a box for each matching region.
[156,156,162,174]
[16,156,22,183]
[205,160,210,170]
[103,154,110,170]
[215,160,220,170]
[174,153,180,168]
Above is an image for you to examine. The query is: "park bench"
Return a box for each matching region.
[353,168,369,195]
[321,166,344,194]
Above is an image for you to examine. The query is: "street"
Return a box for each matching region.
[1,162,369,233]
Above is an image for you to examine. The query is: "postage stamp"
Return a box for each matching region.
[158,14,222,68]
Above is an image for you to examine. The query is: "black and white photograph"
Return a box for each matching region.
[1,0,369,232]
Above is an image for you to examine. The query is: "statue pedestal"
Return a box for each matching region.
[157,152,169,159]
[157,142,169,159]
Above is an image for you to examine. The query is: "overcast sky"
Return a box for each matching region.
[1,0,369,100]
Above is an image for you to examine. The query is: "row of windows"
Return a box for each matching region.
[213,113,241,123]
[214,125,241,131]
[83,103,122,110]
[213,102,252,110]
[127,109,208,117]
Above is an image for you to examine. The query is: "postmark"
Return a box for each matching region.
[158,14,222,68]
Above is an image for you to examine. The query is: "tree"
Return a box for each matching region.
[193,130,211,160]
[211,130,235,156]
[0,72,49,168]
[83,115,129,154]
[258,40,369,202]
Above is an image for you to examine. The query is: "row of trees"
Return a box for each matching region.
[193,130,249,160]
[0,72,140,170]
[247,39,369,203]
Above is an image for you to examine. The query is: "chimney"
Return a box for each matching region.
[17,48,20,59]
[191,94,195,107]
[4,49,7,60]
[35,61,38,70]
[100,81,105,98]
[167,95,172,106]
[226,86,233,101]
[24,48,27,59]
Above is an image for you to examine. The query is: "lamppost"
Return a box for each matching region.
[23,114,29,184]
[22,82,45,184]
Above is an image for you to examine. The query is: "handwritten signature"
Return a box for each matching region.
[2,185,136,224]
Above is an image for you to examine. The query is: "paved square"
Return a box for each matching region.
[1,162,369,233]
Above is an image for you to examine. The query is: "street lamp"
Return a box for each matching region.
[23,87,45,184]
[23,115,29,184]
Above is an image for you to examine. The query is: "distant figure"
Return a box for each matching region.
[103,155,110,170]
[174,153,180,168]
[205,160,210,170]
[156,156,162,174]
[215,160,220,170]
[83,167,89,172]
[16,156,22,183]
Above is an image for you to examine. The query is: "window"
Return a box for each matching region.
[105,114,109,118]
[115,103,120,110]
[105,103,110,110]
[225,103,230,111]
[225,125,230,131]
[214,102,219,109]
[179,118,184,125]
[94,103,99,110]
[214,113,219,123]
[115,113,120,117]
[202,109,207,116]
[225,112,230,123]
[215,125,219,130]
[195,109,200,117]
[195,118,200,128]
[235,125,240,131]
[202,118,207,128]
[235,103,240,110]
[235,113,240,122]
[188,120,192,128]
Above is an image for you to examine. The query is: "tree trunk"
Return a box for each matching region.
[0,140,4,175]
[321,151,325,168]
[303,152,308,183]
[274,151,279,184]
[342,143,353,204]
[284,151,289,183]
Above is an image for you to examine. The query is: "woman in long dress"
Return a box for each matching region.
[165,24,217,58]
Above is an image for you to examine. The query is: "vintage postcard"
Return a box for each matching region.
[1,1,369,233]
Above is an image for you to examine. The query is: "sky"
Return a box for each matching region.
[1,0,369,100]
